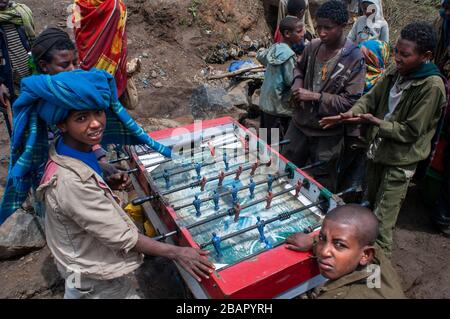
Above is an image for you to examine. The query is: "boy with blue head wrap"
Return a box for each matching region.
[0,69,214,298]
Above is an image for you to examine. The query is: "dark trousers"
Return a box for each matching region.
[282,123,343,192]
[337,136,367,196]
[435,143,450,231]
[259,111,291,146]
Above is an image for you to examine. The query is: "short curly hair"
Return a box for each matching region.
[287,0,306,17]
[316,0,348,26]
[400,22,437,55]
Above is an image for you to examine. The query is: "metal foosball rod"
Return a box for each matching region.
[148,184,357,243]
[159,158,273,196]
[231,179,304,216]
[126,138,249,175]
[152,148,252,180]
[124,138,293,175]
[172,171,293,211]
[124,157,175,174]
[187,178,303,228]
[198,186,359,249]
[150,175,312,240]
[148,177,293,241]
[130,159,322,206]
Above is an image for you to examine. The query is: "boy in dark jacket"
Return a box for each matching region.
[282,0,366,192]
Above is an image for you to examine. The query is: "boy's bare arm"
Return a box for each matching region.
[285,232,316,252]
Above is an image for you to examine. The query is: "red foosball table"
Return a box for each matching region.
[126,117,346,299]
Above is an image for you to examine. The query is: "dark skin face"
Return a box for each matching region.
[57,110,106,153]
[282,22,305,47]
[394,38,432,76]
[315,17,345,48]
[316,219,374,280]
[39,49,78,75]
[0,0,10,10]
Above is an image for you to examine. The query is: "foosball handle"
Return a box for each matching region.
[132,195,156,206]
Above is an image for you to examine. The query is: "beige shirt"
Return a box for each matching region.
[36,144,143,280]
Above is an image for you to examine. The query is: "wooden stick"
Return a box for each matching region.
[207,66,265,80]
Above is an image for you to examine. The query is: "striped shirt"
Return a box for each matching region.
[2,23,30,85]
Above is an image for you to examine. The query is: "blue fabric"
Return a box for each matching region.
[440,0,450,48]
[55,139,103,178]
[291,40,306,56]
[228,60,255,72]
[0,68,172,224]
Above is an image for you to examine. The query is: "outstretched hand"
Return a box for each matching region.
[174,247,215,282]
[319,111,356,129]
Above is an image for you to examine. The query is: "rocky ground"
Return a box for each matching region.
[0,0,449,299]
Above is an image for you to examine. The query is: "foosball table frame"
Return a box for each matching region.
[126,117,344,299]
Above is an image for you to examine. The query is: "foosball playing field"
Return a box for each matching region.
[127,117,349,298]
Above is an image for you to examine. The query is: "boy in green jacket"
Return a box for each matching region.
[320,22,447,257]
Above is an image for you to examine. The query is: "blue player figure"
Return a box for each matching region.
[267,174,273,192]
[212,232,223,258]
[212,190,220,211]
[248,177,256,199]
[223,152,229,171]
[194,162,202,180]
[256,216,272,249]
[163,169,170,189]
[231,184,239,205]
[256,216,266,242]
[193,195,202,217]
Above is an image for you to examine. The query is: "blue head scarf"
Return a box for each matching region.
[0,68,172,224]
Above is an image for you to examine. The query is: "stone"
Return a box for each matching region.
[242,35,251,43]
[189,84,234,119]
[0,209,46,260]
[151,71,158,78]
[153,82,163,88]
[227,81,250,109]
[137,117,182,132]
[251,88,261,108]
[127,58,141,76]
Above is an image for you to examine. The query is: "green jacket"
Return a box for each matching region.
[312,247,406,299]
[350,66,446,166]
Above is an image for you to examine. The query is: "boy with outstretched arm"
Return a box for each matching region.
[320,22,447,257]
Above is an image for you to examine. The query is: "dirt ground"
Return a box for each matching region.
[0,0,449,299]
